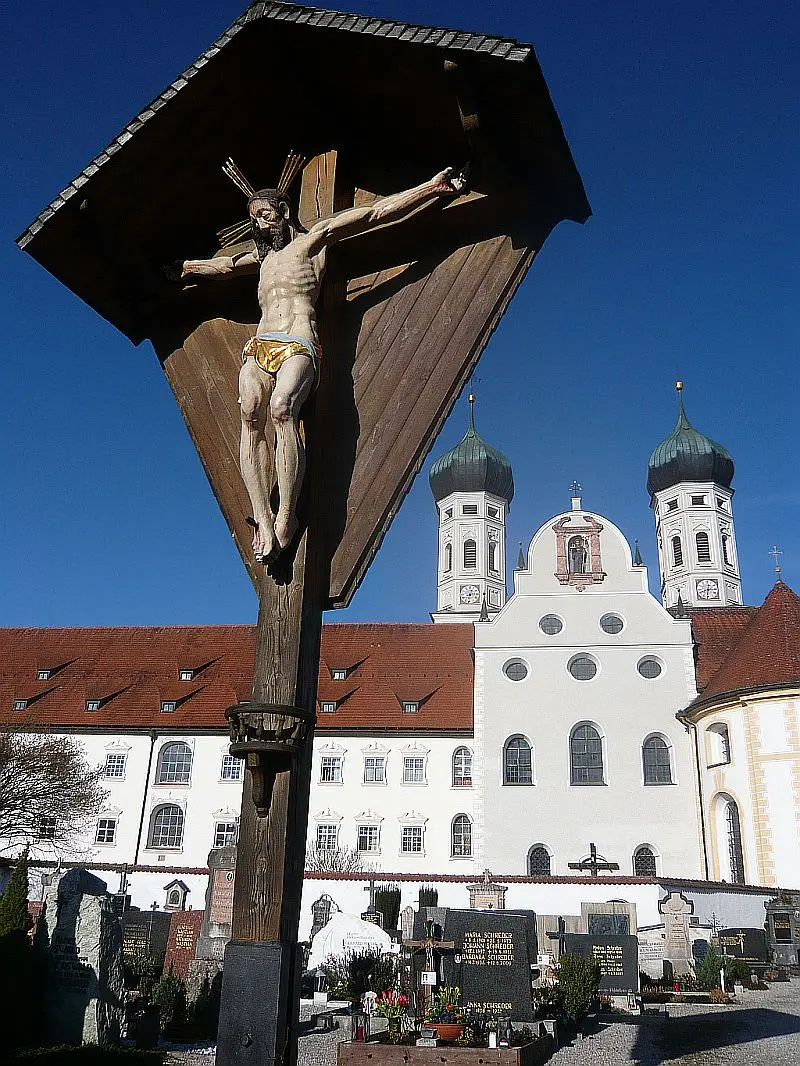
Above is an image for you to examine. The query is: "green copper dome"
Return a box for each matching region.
[429,400,514,504]
[647,386,734,497]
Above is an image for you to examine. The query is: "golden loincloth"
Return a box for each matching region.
[242,332,320,377]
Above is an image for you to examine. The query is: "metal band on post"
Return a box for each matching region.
[225,702,316,816]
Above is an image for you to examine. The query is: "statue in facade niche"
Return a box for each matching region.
[180,157,467,563]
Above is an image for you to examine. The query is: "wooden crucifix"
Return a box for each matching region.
[16,6,589,1066]
[567,842,620,878]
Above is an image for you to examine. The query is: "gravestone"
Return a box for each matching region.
[121,909,171,961]
[310,894,336,940]
[588,913,629,936]
[765,895,800,968]
[418,907,536,1020]
[164,909,204,979]
[400,906,415,943]
[718,928,769,970]
[563,933,639,995]
[307,911,393,969]
[196,846,236,961]
[637,932,665,980]
[659,891,694,975]
[39,869,125,1045]
[467,870,507,910]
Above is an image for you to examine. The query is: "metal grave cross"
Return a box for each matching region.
[567,842,620,877]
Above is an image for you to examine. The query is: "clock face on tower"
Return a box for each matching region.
[696,579,719,600]
[460,584,481,605]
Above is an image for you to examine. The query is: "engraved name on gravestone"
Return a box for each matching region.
[419,908,536,1020]
[122,909,172,960]
[765,895,800,968]
[563,933,639,995]
[164,910,204,979]
[40,869,125,1046]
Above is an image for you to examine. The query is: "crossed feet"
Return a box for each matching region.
[247,511,300,564]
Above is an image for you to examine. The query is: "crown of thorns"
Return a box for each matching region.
[216,152,305,247]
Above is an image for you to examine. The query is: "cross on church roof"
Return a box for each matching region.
[769,545,783,577]
[567,842,619,877]
[570,480,582,496]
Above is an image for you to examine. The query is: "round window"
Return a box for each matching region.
[568,655,597,681]
[539,614,563,635]
[503,659,528,682]
[600,613,624,635]
[637,658,663,679]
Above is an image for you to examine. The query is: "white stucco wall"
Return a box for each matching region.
[475,508,703,879]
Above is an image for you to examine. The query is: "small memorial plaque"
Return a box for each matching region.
[164,910,204,978]
[421,970,436,985]
[718,928,768,967]
[563,933,639,995]
[210,868,235,925]
[361,909,383,927]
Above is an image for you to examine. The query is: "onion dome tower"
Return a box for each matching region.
[647,382,741,608]
[429,396,513,622]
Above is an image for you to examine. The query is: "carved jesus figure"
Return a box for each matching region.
[181,167,466,563]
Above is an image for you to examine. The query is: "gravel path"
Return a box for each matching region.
[171,982,800,1066]
[550,981,800,1066]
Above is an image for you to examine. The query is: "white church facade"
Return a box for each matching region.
[2,387,799,915]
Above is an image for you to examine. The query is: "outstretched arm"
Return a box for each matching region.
[306,167,467,253]
[180,249,260,280]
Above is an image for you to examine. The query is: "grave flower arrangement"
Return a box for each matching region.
[373,989,409,1020]
[425,986,464,1024]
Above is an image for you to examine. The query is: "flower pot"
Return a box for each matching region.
[431,1023,463,1043]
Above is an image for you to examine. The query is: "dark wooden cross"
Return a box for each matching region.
[16,8,589,1066]
[545,915,567,957]
[568,842,620,877]
[404,921,456,1016]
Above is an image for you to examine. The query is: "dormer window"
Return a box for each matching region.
[161,700,177,714]
[665,499,678,512]
[487,505,499,519]
[462,503,478,515]
[179,669,194,682]
[443,507,453,521]
[320,700,337,714]
[37,669,52,681]
[331,668,347,681]
[402,701,419,715]
[86,699,101,712]
[691,495,706,505]
[13,699,28,711]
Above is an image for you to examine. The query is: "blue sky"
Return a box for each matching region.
[2,0,797,626]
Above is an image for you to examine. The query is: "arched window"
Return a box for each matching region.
[148,804,184,849]
[451,815,472,857]
[726,799,745,884]
[707,723,731,765]
[488,542,498,573]
[696,531,711,562]
[528,845,551,876]
[633,845,657,877]
[504,736,533,784]
[722,534,731,566]
[452,747,472,787]
[155,742,193,784]
[443,542,452,572]
[642,735,672,784]
[671,535,683,567]
[463,539,477,568]
[570,724,604,785]
[568,536,587,574]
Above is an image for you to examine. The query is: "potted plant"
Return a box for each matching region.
[374,990,409,1043]
[425,986,464,1042]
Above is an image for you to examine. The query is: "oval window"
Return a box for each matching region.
[568,655,598,681]
[503,659,528,682]
[600,613,624,635]
[539,615,563,635]
[637,658,663,679]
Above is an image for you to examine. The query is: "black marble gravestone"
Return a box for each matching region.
[563,933,639,995]
[718,928,769,969]
[121,910,171,961]
[415,908,536,1020]
[765,895,800,969]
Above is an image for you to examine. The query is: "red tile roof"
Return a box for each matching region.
[687,582,800,707]
[689,606,757,690]
[0,623,473,733]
